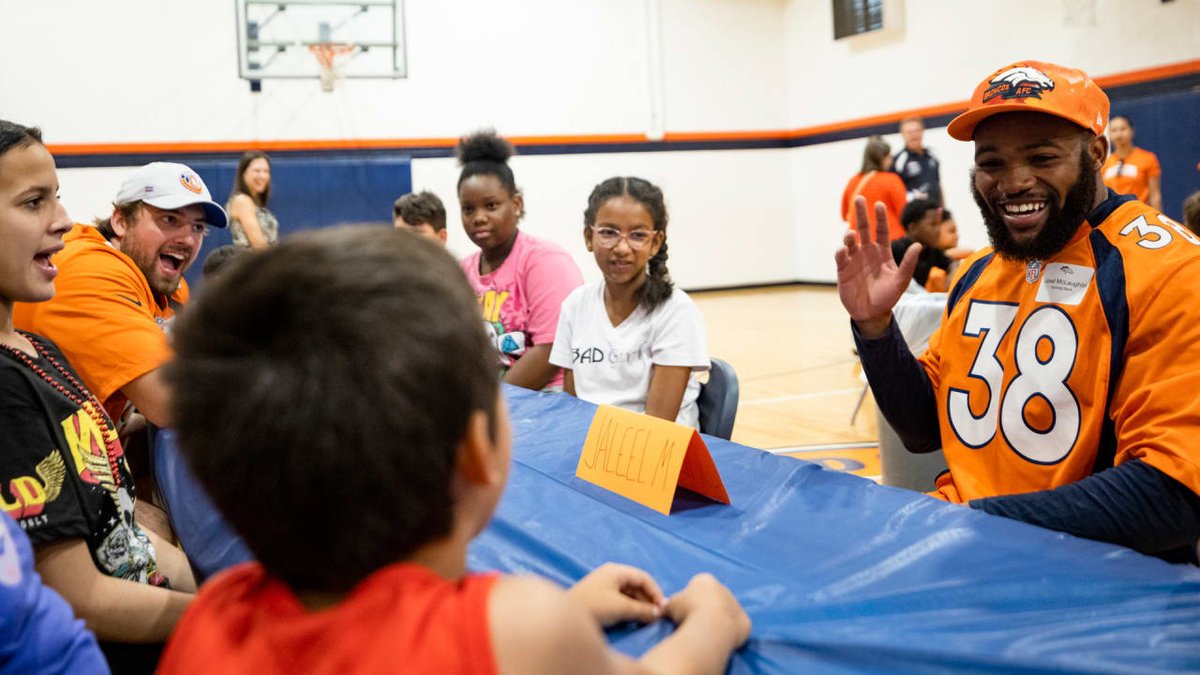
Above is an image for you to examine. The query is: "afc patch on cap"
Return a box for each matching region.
[983,66,1055,103]
[947,60,1109,141]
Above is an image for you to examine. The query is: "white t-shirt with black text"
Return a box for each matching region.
[550,282,709,428]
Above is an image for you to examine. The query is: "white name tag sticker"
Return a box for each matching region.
[1036,263,1094,306]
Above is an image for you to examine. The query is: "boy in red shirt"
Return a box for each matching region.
[160,226,749,674]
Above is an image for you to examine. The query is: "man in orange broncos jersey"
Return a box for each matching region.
[837,60,1200,562]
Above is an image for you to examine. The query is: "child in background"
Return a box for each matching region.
[551,177,709,427]
[456,130,583,391]
[393,190,448,245]
[891,198,953,292]
[935,209,973,261]
[1183,191,1200,237]
[200,244,247,280]
[160,226,750,674]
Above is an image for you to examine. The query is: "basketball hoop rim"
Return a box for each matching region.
[308,42,358,68]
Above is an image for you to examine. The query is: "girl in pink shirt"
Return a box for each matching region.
[456,130,582,390]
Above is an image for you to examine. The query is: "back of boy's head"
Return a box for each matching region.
[393,191,447,232]
[1184,191,1200,234]
[168,225,497,593]
[200,245,248,280]
[901,198,939,231]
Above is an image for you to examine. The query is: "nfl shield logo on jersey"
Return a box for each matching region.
[1025,259,1043,284]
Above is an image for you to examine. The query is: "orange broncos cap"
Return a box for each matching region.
[947,60,1110,141]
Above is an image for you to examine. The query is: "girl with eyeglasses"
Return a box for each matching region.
[550,177,709,427]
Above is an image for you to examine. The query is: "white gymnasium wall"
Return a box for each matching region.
[413,149,795,288]
[4,0,795,289]
[5,0,1197,286]
[784,0,1200,282]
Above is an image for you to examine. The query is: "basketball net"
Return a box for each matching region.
[308,43,356,92]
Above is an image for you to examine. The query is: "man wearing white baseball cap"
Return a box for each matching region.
[15,162,227,430]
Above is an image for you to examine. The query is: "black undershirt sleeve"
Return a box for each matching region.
[970,459,1200,562]
[851,317,941,454]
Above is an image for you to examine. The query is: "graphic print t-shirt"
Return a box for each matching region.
[0,337,167,587]
[550,282,709,428]
[460,231,583,389]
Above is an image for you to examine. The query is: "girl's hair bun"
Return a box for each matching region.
[456,129,514,166]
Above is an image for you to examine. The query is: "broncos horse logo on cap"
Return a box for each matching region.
[179,171,203,194]
[983,66,1055,103]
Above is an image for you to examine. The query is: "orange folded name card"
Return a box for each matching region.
[575,405,730,515]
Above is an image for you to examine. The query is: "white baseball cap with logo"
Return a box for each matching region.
[113,162,229,228]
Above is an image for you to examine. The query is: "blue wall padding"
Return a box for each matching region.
[157,386,1200,673]
[184,155,412,288]
[1108,88,1200,222]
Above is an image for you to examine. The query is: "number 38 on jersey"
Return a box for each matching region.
[947,300,1081,465]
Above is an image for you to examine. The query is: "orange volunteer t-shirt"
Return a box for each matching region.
[921,196,1200,503]
[159,562,500,675]
[1102,147,1161,203]
[12,224,187,421]
[842,171,908,241]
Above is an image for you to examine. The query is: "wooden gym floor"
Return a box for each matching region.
[690,285,880,480]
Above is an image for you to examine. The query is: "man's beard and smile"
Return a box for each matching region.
[127,241,193,297]
[971,150,1097,262]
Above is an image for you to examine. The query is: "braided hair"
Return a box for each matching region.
[584,177,673,312]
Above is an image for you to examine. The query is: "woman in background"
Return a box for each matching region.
[227,151,279,249]
[551,177,709,427]
[841,135,908,241]
[1102,115,1162,211]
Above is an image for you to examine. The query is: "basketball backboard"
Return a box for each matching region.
[235,0,407,86]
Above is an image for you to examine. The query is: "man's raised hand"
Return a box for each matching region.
[834,196,921,338]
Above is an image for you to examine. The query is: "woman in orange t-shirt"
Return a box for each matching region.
[842,135,908,241]
[1102,115,1162,211]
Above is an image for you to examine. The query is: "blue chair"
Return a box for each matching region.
[697,358,739,440]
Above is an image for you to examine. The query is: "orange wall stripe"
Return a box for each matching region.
[44,59,1199,157]
[1094,58,1200,89]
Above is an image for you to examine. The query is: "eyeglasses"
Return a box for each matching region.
[592,226,656,249]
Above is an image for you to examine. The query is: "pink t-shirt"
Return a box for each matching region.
[461,231,583,388]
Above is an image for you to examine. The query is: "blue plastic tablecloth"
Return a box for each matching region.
[158,385,1200,673]
[468,386,1200,674]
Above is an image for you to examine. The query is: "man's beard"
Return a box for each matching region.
[127,248,185,297]
[971,150,1097,262]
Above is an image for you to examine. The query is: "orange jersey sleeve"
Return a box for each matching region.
[1098,205,1200,496]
